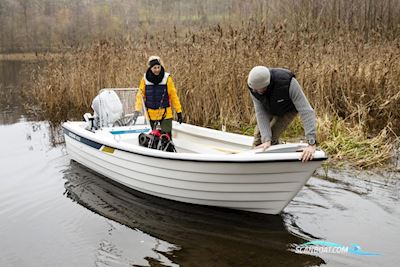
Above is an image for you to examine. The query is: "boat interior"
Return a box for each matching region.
[79,88,310,155]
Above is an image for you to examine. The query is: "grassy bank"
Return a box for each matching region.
[26,22,399,169]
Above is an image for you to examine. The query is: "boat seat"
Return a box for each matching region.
[174,139,241,154]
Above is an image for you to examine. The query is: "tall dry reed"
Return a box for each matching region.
[27,22,400,168]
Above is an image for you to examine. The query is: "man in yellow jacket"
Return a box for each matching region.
[135,56,183,136]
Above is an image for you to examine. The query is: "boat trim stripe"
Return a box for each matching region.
[65,129,102,150]
[110,129,150,135]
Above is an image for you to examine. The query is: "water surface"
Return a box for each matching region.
[1,59,399,266]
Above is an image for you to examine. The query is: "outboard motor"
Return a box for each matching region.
[138,123,176,152]
[91,90,123,128]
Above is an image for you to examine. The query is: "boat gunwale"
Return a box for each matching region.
[63,122,328,163]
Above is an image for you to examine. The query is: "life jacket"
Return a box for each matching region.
[249,68,296,116]
[144,72,170,109]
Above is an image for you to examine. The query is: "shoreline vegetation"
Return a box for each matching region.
[1,0,398,170]
[24,22,400,170]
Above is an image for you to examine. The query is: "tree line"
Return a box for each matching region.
[1,0,399,53]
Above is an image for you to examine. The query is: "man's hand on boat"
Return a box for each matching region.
[255,141,316,162]
[255,140,271,152]
[300,144,316,162]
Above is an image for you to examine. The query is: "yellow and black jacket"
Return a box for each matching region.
[135,72,182,121]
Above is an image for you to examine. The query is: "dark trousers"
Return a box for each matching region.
[253,111,297,147]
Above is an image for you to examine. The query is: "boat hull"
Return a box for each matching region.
[64,126,324,214]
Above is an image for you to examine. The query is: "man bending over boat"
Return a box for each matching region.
[247,66,317,162]
[134,56,183,137]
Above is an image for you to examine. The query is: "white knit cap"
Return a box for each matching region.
[147,55,162,67]
[247,66,271,91]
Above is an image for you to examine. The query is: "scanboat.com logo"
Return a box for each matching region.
[295,240,381,256]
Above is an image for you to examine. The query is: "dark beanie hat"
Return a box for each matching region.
[149,59,161,68]
[147,56,162,68]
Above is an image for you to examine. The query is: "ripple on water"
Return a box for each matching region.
[284,169,400,267]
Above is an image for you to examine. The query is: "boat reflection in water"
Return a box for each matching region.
[63,160,323,266]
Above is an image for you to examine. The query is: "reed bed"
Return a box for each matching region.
[27,22,400,168]
[0,84,11,110]
[0,83,21,112]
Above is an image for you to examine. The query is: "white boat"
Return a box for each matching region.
[62,88,327,215]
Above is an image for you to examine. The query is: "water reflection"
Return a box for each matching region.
[285,170,400,266]
[0,60,40,124]
[63,161,324,266]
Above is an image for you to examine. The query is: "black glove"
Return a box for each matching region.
[177,112,183,124]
